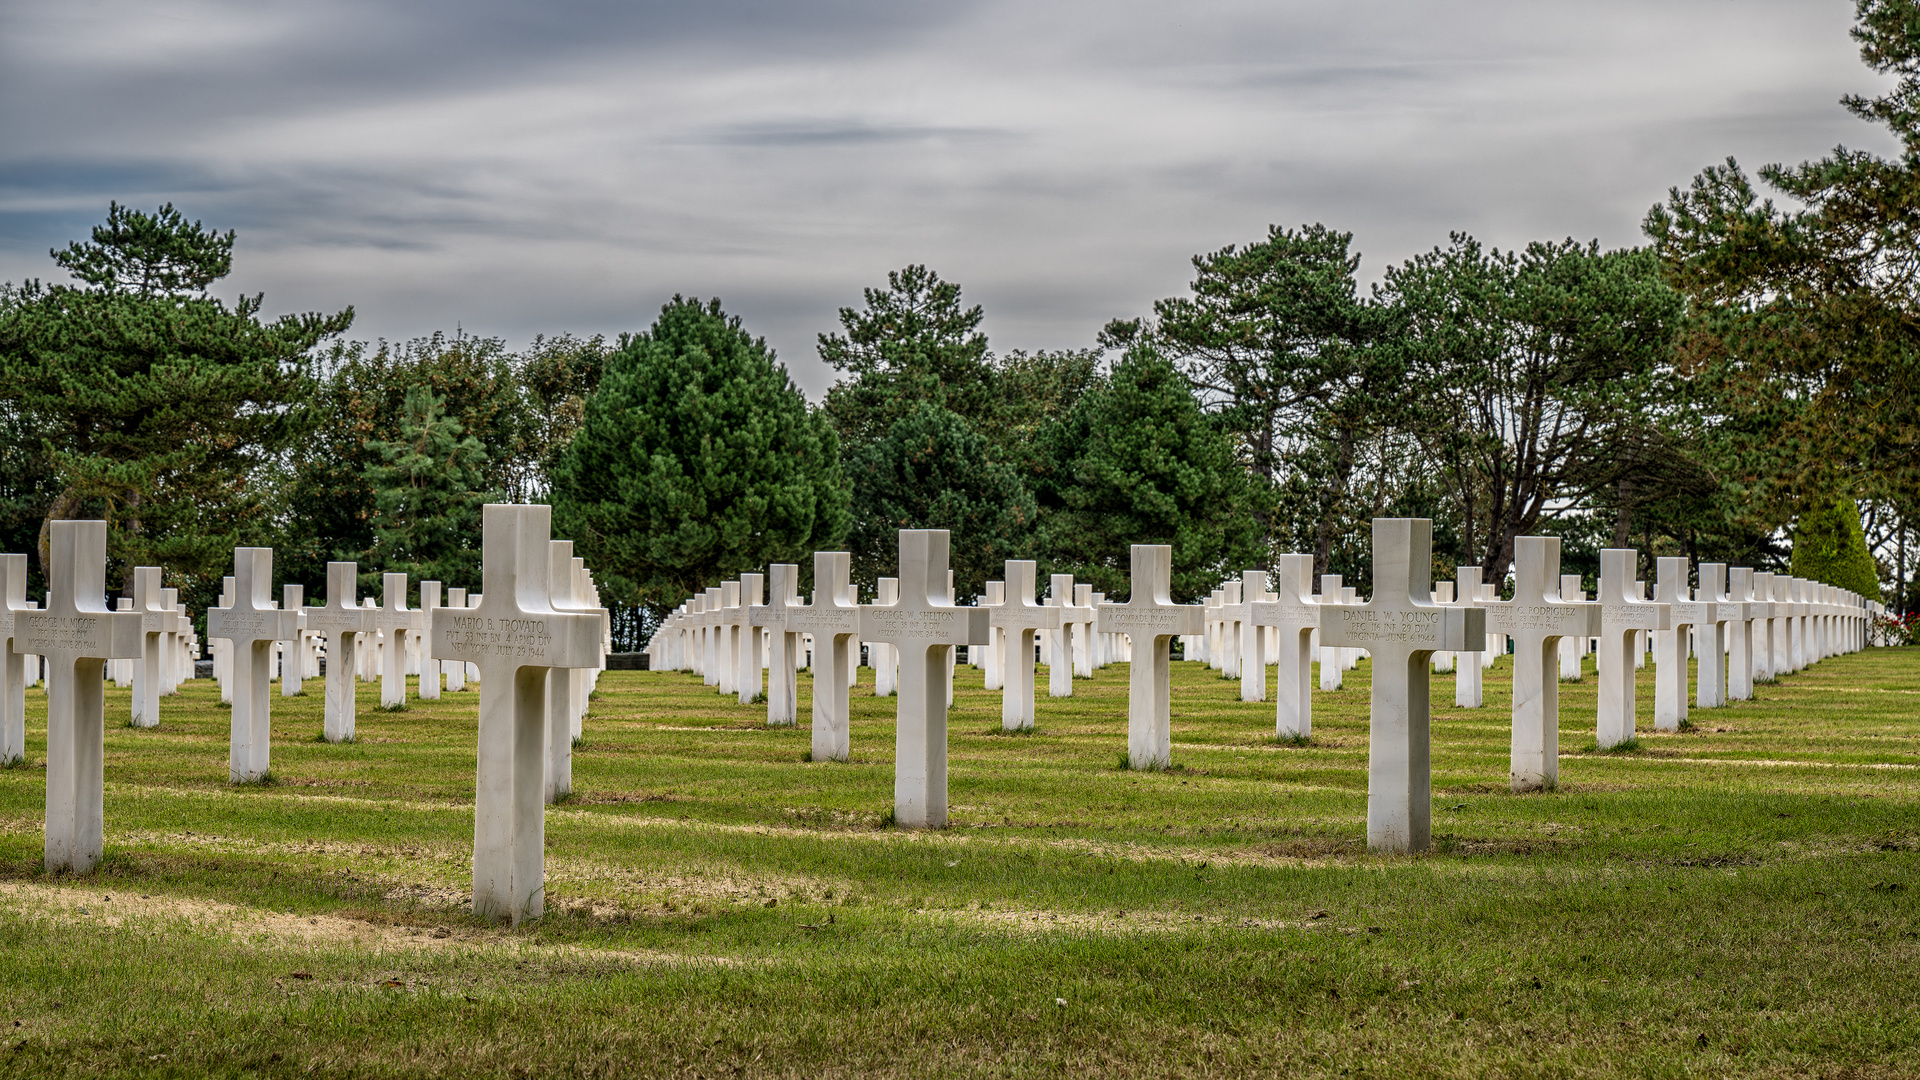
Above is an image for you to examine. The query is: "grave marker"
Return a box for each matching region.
[1096,545,1206,770]
[280,585,306,698]
[1247,553,1317,740]
[418,581,442,700]
[308,563,376,742]
[783,553,859,761]
[751,563,801,726]
[0,554,26,766]
[131,567,167,727]
[1482,537,1600,792]
[1318,519,1484,852]
[991,561,1060,732]
[433,504,602,924]
[1696,564,1730,708]
[31,521,142,872]
[1596,550,1670,749]
[1318,575,1344,690]
[1653,557,1716,732]
[1451,568,1485,708]
[1238,570,1268,703]
[980,581,1006,691]
[857,530,990,828]
[734,572,765,706]
[208,548,299,783]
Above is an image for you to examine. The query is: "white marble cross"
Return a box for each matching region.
[980,580,1006,691]
[373,573,423,708]
[444,588,470,690]
[1448,569,1485,707]
[1096,545,1207,770]
[786,553,860,759]
[1725,568,1765,700]
[1247,554,1318,740]
[991,561,1060,732]
[872,577,898,697]
[433,504,603,924]
[1046,575,1089,698]
[0,553,27,766]
[417,581,442,700]
[214,575,235,703]
[307,563,376,742]
[1653,557,1716,732]
[1695,563,1731,708]
[209,548,299,783]
[1596,549,1670,749]
[1071,583,1096,678]
[160,587,183,694]
[279,585,306,699]
[129,566,167,728]
[1318,575,1345,690]
[734,572,765,706]
[1483,537,1600,792]
[32,521,143,872]
[1430,582,1456,673]
[545,541,589,804]
[1558,575,1586,681]
[1318,519,1484,853]
[751,564,801,726]
[858,530,990,829]
[1237,570,1268,702]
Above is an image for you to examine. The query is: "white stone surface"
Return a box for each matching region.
[1696,564,1730,708]
[1483,538,1600,792]
[1247,554,1317,740]
[1596,550,1670,749]
[1653,557,1716,732]
[0,553,27,766]
[981,581,1006,691]
[754,563,802,727]
[130,567,167,728]
[433,504,602,924]
[786,552,859,761]
[1558,575,1586,681]
[734,573,764,706]
[308,563,375,742]
[209,548,299,783]
[857,530,990,828]
[33,520,143,872]
[280,584,306,699]
[1318,519,1484,853]
[1096,545,1206,770]
[991,561,1060,732]
[1318,575,1344,690]
[1450,568,1485,709]
[873,578,898,697]
[1238,570,1268,702]
[417,582,441,700]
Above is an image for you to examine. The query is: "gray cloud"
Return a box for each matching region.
[0,0,1898,395]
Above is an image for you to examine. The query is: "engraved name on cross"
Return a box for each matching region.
[433,504,602,924]
[1317,518,1485,853]
[857,530,990,829]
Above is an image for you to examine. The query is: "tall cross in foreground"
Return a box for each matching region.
[1247,554,1318,741]
[1096,545,1206,770]
[858,530,990,828]
[1596,549,1670,749]
[1318,519,1484,853]
[434,504,603,924]
[991,561,1059,733]
[208,548,299,783]
[1482,537,1600,792]
[31,520,143,872]
[307,563,376,743]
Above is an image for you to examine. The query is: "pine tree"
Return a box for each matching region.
[362,385,494,590]
[551,297,849,610]
[1790,499,1882,597]
[1036,346,1265,602]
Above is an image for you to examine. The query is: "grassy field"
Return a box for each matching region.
[0,646,1915,1078]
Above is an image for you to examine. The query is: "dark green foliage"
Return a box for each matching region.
[1791,499,1882,596]
[0,203,352,603]
[1645,0,1920,523]
[844,402,1036,598]
[277,332,528,591]
[1036,347,1264,602]
[551,296,849,610]
[361,386,495,590]
[819,265,998,444]
[1376,236,1687,578]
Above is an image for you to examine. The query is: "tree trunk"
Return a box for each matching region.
[1613,477,1634,550]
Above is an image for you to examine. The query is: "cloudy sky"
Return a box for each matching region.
[0,0,1897,397]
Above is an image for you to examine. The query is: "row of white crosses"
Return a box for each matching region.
[643,520,1879,864]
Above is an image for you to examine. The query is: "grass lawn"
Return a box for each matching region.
[0,646,1915,1078]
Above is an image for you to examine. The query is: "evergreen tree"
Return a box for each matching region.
[844,402,1037,598]
[1036,346,1264,602]
[362,385,494,591]
[551,297,849,610]
[819,265,998,443]
[0,202,351,598]
[1790,498,1882,596]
